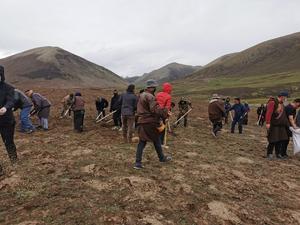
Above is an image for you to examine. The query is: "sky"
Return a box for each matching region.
[1,0,300,77]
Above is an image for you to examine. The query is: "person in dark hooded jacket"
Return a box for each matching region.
[71,92,85,132]
[0,65,18,175]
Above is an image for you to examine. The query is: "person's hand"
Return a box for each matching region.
[0,107,7,115]
[266,124,270,130]
[167,111,173,117]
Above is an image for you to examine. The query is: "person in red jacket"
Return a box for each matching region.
[156,83,172,146]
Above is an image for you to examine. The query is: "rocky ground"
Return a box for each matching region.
[0,88,300,225]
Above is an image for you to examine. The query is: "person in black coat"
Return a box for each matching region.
[0,65,18,175]
[95,97,108,119]
[110,90,122,130]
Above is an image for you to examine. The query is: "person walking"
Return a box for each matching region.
[265,92,289,160]
[281,99,300,158]
[60,93,74,118]
[156,82,173,145]
[14,89,35,133]
[25,90,51,131]
[110,90,122,130]
[229,97,246,134]
[95,97,109,119]
[120,84,138,143]
[0,65,18,175]
[71,92,85,133]
[176,97,192,127]
[208,94,226,137]
[134,80,172,169]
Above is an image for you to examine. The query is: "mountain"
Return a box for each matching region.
[125,76,140,84]
[0,46,127,88]
[189,32,300,79]
[178,32,300,98]
[134,62,201,85]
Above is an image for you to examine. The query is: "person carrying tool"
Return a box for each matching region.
[0,65,18,175]
[134,80,172,169]
[156,82,173,146]
[25,90,51,131]
[110,90,122,130]
[257,104,266,126]
[176,97,192,127]
[14,89,35,133]
[229,97,246,134]
[95,97,109,120]
[60,93,74,118]
[71,92,85,133]
[120,84,138,143]
[224,97,232,124]
[208,94,226,137]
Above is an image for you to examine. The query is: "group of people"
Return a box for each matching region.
[208,91,300,160]
[208,95,250,137]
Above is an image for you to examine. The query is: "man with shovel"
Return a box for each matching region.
[176,97,192,127]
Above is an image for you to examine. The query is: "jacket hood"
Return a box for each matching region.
[0,65,4,83]
[162,83,172,94]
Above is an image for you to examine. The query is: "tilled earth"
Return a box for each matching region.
[0,88,300,225]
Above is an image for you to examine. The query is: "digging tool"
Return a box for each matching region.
[229,111,233,122]
[105,119,113,124]
[173,108,193,126]
[96,110,117,123]
[256,111,263,126]
[95,112,103,121]
[163,121,169,149]
[63,106,72,118]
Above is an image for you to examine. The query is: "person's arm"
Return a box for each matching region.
[148,95,168,119]
[4,85,15,110]
[288,115,298,128]
[265,101,275,129]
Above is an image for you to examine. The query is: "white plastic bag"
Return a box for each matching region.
[289,127,300,155]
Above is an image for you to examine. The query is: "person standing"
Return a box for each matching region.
[120,84,138,143]
[25,90,51,131]
[282,99,300,158]
[156,82,173,145]
[224,97,232,124]
[257,104,266,126]
[208,94,226,137]
[71,92,85,133]
[0,65,18,175]
[229,97,246,134]
[265,92,289,160]
[14,89,35,133]
[110,90,122,130]
[60,93,74,118]
[176,97,192,127]
[134,80,172,169]
[95,97,109,119]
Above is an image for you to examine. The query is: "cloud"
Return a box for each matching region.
[1,0,300,76]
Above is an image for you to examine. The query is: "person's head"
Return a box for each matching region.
[127,84,135,93]
[261,104,264,107]
[278,91,289,103]
[25,90,33,98]
[162,82,172,94]
[292,98,300,109]
[0,65,5,83]
[69,93,74,98]
[181,97,186,101]
[139,89,144,94]
[211,93,220,100]
[145,79,158,94]
[234,97,240,104]
[75,92,82,97]
[113,89,118,96]
[226,97,230,102]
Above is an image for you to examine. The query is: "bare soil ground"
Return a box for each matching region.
[1,88,300,225]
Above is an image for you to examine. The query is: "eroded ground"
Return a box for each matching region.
[0,89,300,225]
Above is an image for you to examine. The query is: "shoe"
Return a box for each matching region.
[118,127,123,132]
[25,129,34,134]
[133,163,144,170]
[112,126,118,131]
[211,131,217,138]
[35,125,43,130]
[267,154,273,160]
[276,154,284,160]
[160,156,172,162]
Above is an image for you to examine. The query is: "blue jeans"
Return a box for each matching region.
[20,107,35,131]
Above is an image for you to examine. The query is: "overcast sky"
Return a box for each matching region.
[1,0,299,77]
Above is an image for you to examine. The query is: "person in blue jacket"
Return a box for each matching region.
[229,97,246,134]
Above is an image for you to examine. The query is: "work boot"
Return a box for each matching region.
[160,156,172,163]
